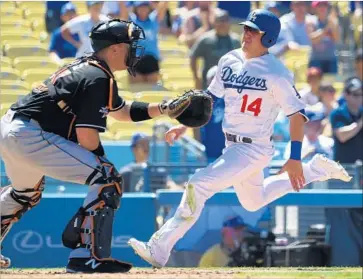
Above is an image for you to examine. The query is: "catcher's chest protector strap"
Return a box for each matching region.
[87,60,119,112]
[1,177,45,243]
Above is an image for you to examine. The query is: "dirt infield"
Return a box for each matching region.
[0,267,362,279]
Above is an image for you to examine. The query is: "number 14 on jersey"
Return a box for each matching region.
[240,94,262,116]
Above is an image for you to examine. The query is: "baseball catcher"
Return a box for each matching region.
[0,18,212,273]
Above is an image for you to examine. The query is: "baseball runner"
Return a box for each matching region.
[128,9,352,268]
[0,19,209,273]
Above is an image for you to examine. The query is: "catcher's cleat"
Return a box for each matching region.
[66,257,132,273]
[0,254,11,268]
[128,238,163,268]
[310,154,352,182]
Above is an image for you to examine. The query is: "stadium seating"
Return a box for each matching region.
[0,7,24,20]
[100,131,116,141]
[324,74,346,83]
[18,2,46,14]
[2,40,45,51]
[333,82,344,93]
[32,19,46,34]
[163,80,195,91]
[24,9,46,22]
[22,69,51,84]
[0,67,21,81]
[1,32,40,43]
[114,71,129,88]
[0,56,12,68]
[0,80,30,91]
[1,90,27,103]
[160,46,188,58]
[72,1,88,15]
[127,83,169,93]
[119,90,135,101]
[295,82,308,91]
[162,70,194,83]
[62,57,76,65]
[283,47,311,82]
[113,130,140,141]
[4,44,48,59]
[13,56,60,74]
[161,57,190,69]
[108,119,153,134]
[133,91,177,103]
[0,2,16,10]
[0,18,32,29]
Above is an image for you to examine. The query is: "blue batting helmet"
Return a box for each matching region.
[239,9,281,48]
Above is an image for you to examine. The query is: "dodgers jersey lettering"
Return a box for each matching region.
[208,49,306,142]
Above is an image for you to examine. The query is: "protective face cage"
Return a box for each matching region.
[90,19,145,76]
[125,21,145,77]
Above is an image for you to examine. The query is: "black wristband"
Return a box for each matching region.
[91,142,105,157]
[130,101,152,122]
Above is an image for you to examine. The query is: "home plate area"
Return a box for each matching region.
[1,267,361,279]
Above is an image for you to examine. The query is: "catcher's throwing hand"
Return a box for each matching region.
[165,125,187,145]
[277,159,306,192]
[159,90,213,128]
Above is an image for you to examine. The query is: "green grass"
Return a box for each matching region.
[236,267,363,279]
[1,267,362,279]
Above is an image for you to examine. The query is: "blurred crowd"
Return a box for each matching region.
[2,1,362,268]
[25,0,362,190]
[45,0,362,180]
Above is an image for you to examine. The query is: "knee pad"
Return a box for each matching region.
[1,177,45,242]
[85,156,123,191]
[62,183,122,259]
[85,156,123,210]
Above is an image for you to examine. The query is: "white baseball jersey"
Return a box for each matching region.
[65,14,109,58]
[207,49,307,143]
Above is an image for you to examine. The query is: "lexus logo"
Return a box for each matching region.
[13,230,43,254]
[11,231,131,254]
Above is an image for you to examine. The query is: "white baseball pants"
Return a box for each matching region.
[148,141,324,266]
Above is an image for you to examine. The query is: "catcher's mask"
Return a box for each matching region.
[89,19,145,76]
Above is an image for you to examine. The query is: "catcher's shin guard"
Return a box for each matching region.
[1,178,45,244]
[62,157,131,272]
[62,184,121,257]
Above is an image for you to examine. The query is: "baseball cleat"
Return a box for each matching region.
[311,154,352,182]
[66,257,132,273]
[0,254,11,268]
[128,238,163,268]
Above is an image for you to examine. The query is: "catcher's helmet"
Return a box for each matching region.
[89,19,145,76]
[239,9,281,48]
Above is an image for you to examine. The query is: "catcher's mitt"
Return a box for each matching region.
[159,90,213,128]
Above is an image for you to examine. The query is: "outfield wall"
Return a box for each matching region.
[2,190,362,268]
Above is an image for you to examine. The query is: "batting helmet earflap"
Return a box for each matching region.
[239,9,281,48]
